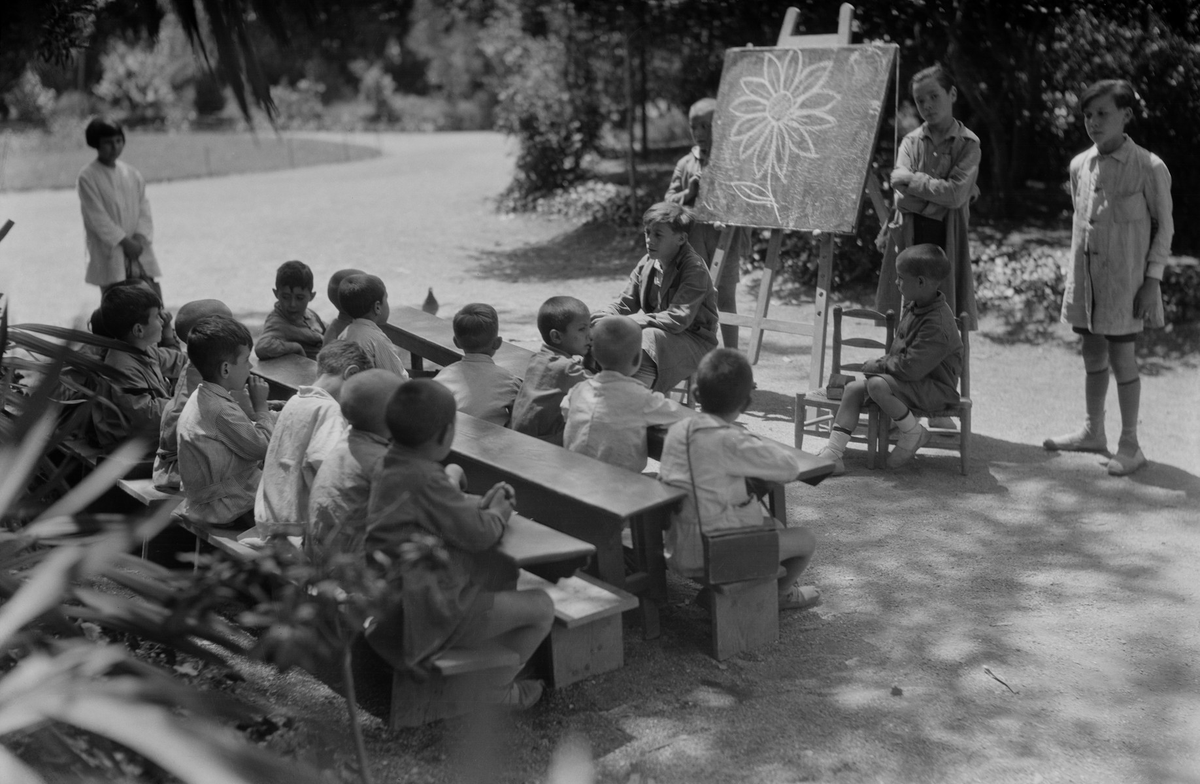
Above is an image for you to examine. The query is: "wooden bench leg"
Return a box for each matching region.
[710,578,779,661]
[545,614,624,689]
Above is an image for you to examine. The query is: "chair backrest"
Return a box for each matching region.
[957,313,970,400]
[831,306,895,377]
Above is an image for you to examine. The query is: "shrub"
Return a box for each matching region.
[3,68,57,126]
[271,78,326,130]
[192,71,227,117]
[973,243,1068,329]
[1162,261,1200,325]
[93,40,176,128]
[355,61,400,123]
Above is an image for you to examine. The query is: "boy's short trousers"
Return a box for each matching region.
[1071,327,1137,343]
[874,373,959,413]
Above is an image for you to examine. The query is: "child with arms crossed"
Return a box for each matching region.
[510,296,592,445]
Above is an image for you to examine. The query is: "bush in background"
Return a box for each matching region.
[93,40,177,128]
[271,78,327,130]
[192,71,227,118]
[2,68,57,126]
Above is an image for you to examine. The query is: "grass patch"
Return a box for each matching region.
[0,130,380,192]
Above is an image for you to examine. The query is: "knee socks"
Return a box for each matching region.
[1085,366,1110,435]
[1116,377,1140,449]
[894,411,919,434]
[826,426,852,457]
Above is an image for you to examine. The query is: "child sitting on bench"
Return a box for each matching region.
[365,379,553,709]
[596,201,719,393]
[153,298,233,489]
[563,315,693,473]
[659,349,819,610]
[434,303,520,426]
[322,268,364,347]
[256,260,327,360]
[254,340,371,540]
[176,315,274,527]
[336,273,409,379]
[91,280,188,452]
[816,244,963,473]
[511,296,592,444]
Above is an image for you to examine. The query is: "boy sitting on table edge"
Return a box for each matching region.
[256,259,327,360]
[433,303,521,427]
[816,243,963,473]
[658,348,819,611]
[336,273,409,379]
[510,295,593,445]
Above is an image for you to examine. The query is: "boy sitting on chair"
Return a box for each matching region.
[510,296,592,445]
[433,303,520,426]
[658,348,819,611]
[815,244,963,473]
[256,260,327,360]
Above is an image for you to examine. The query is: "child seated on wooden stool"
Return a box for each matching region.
[510,296,592,444]
[596,201,719,393]
[336,273,409,379]
[563,315,694,473]
[659,349,819,610]
[816,244,963,474]
[434,303,520,426]
[153,298,233,489]
[256,260,327,360]
[365,379,552,708]
[254,340,371,540]
[322,268,364,347]
[176,315,274,527]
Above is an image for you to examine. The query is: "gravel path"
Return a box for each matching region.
[3,132,1198,783]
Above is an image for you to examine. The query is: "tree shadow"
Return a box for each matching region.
[470,221,641,283]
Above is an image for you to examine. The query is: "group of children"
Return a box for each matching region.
[73,66,1173,707]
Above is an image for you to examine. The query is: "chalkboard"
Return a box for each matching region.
[695,44,897,234]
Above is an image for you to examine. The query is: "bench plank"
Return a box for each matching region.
[500,514,595,568]
[517,570,639,629]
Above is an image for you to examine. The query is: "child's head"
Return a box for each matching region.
[340,369,402,439]
[85,116,125,166]
[338,274,390,323]
[186,315,254,390]
[1080,79,1138,152]
[537,296,592,357]
[895,244,951,305]
[688,98,717,160]
[386,378,457,458]
[694,348,754,419]
[327,268,365,315]
[590,315,643,376]
[911,64,957,128]
[452,303,502,355]
[274,260,316,320]
[314,340,372,399]
[99,280,163,347]
[175,299,233,344]
[641,201,692,263]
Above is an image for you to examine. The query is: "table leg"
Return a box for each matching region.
[629,511,667,640]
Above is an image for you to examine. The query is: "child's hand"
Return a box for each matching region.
[480,482,516,518]
[444,463,468,491]
[685,177,700,204]
[891,171,913,189]
[1133,278,1161,319]
[247,375,270,411]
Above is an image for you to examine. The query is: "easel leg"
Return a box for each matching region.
[747,229,783,364]
[810,234,833,391]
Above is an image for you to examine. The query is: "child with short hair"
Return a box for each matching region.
[256,260,327,360]
[307,369,404,546]
[253,340,371,539]
[1044,79,1173,476]
[510,296,592,444]
[817,244,963,473]
[153,299,234,489]
[91,280,188,451]
[336,273,409,379]
[563,315,694,473]
[176,315,274,527]
[77,117,161,295]
[659,349,819,610]
[876,64,981,330]
[599,202,719,393]
[665,98,747,349]
[365,379,553,708]
[433,303,520,426]
[322,268,365,347]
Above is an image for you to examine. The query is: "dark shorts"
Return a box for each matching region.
[873,373,959,414]
[1072,327,1137,344]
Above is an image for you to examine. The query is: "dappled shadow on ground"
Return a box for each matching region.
[978,319,1199,376]
[471,221,641,283]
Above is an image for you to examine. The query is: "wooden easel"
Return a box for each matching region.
[708,4,893,392]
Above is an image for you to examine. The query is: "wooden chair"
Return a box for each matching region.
[881,313,972,475]
[793,306,895,468]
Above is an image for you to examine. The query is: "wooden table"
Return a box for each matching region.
[384,305,535,378]
[250,354,317,397]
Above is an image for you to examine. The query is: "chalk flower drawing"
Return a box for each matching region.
[727,50,839,220]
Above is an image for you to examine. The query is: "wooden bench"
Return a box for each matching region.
[382,305,535,378]
[701,525,783,661]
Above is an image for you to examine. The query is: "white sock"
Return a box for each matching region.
[896,412,919,433]
[825,429,851,457]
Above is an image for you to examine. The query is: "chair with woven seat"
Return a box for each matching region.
[794,306,895,469]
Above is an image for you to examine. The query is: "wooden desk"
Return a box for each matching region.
[500,513,595,569]
[384,305,535,378]
[449,412,686,638]
[250,354,317,398]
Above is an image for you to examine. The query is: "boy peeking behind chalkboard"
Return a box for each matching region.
[665,98,748,350]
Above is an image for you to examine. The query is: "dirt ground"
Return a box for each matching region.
[4,132,1199,784]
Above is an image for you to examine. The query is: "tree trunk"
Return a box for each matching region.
[623,7,638,218]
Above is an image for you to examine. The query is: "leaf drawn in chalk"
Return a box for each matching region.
[731,181,776,206]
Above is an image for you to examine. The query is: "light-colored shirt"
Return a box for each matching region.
[339,318,409,379]
[658,414,807,577]
[562,370,693,473]
[510,344,590,444]
[254,386,347,538]
[177,381,274,525]
[434,353,520,426]
[307,428,391,545]
[77,159,159,287]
